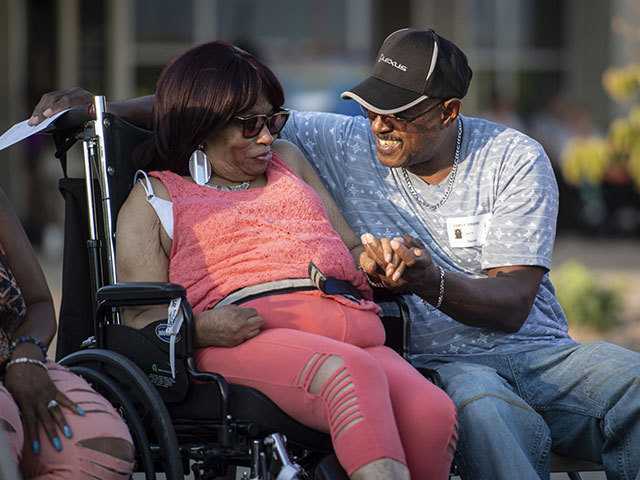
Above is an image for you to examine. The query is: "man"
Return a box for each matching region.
[280,31,640,479]
[29,28,639,480]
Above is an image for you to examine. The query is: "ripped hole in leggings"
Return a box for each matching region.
[334,416,364,439]
[310,359,364,441]
[79,437,135,463]
[296,353,323,387]
[66,388,98,394]
[309,355,344,395]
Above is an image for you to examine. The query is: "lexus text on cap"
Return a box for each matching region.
[341,28,473,114]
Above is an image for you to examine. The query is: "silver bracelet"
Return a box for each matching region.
[434,266,446,309]
[5,357,48,372]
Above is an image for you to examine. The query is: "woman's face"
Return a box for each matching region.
[205,94,276,182]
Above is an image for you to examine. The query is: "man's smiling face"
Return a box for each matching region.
[366,99,449,169]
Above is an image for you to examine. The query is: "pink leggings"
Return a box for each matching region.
[0,363,134,479]
[196,292,457,478]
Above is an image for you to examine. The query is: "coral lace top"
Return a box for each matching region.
[150,154,377,314]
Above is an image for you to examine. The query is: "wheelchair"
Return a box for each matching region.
[46,96,603,480]
[49,96,404,480]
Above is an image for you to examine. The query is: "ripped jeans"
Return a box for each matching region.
[0,363,134,479]
[416,342,640,480]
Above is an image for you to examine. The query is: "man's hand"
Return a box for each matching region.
[359,233,439,293]
[194,305,264,348]
[29,88,95,126]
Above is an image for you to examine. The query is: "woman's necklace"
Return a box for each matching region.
[205,178,251,191]
[400,118,463,211]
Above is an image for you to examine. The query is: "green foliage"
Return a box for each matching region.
[562,65,640,190]
[551,261,623,332]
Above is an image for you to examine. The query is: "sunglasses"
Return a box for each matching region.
[234,109,290,138]
[361,101,443,129]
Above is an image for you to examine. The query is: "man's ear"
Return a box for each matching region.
[441,98,462,126]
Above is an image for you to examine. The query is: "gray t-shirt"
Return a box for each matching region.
[281,111,575,359]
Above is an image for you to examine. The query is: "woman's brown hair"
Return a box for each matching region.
[140,41,284,174]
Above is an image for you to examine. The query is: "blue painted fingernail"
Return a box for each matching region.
[32,440,40,454]
[53,436,62,451]
[75,406,85,416]
[63,425,72,438]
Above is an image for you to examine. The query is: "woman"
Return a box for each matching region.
[117,41,457,480]
[0,187,134,478]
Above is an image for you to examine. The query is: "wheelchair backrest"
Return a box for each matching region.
[56,114,152,358]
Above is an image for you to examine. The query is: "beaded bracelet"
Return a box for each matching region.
[5,357,48,372]
[10,335,48,358]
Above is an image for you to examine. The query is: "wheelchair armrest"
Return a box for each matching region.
[95,283,232,418]
[97,282,186,306]
[95,282,194,359]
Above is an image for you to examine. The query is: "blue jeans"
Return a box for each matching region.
[416,342,640,480]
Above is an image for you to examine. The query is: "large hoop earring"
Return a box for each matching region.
[188,146,211,186]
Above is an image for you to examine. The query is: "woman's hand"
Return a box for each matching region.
[28,87,95,126]
[3,362,84,454]
[194,305,265,348]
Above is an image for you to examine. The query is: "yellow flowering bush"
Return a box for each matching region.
[563,66,640,189]
[562,138,610,185]
[603,65,640,103]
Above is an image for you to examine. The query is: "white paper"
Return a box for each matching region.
[0,109,72,151]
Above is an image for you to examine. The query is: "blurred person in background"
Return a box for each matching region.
[0,186,134,478]
[481,89,525,131]
[29,28,640,480]
[530,95,606,234]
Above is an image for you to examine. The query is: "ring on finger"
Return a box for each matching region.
[47,399,59,410]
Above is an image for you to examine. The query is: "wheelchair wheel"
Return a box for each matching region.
[59,349,184,479]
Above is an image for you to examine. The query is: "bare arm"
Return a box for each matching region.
[29,88,155,129]
[116,182,171,329]
[361,237,544,332]
[413,261,544,333]
[0,188,56,353]
[273,140,363,261]
[116,181,264,346]
[0,187,84,452]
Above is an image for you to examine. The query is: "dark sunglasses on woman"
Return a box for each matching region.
[234,109,290,138]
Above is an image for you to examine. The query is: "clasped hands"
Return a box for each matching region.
[194,233,437,348]
[358,233,438,294]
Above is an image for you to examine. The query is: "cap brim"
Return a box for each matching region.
[341,76,429,114]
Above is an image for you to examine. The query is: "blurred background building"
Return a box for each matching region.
[2,0,638,233]
[0,0,639,349]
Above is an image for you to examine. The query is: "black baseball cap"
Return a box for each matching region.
[342,28,473,114]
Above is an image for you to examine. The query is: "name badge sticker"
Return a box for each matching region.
[446,213,491,248]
